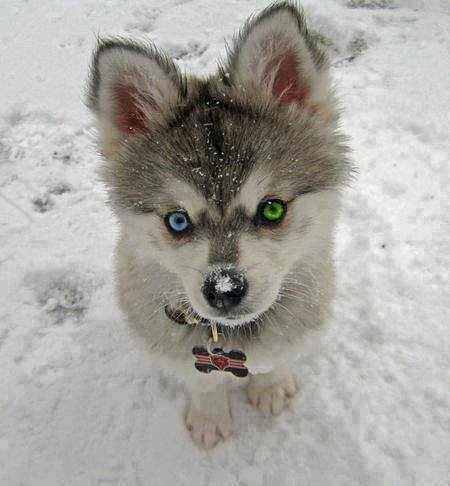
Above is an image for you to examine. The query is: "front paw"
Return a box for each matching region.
[247,369,297,416]
[186,402,232,449]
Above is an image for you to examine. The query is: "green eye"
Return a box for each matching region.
[258,199,287,224]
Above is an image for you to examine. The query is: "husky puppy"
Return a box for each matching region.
[87,1,350,448]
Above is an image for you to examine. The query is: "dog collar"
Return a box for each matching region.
[164,303,249,378]
[164,303,221,341]
[164,303,210,327]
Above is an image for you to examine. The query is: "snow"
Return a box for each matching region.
[1,0,449,485]
[215,274,233,293]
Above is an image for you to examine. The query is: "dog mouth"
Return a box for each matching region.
[165,302,267,328]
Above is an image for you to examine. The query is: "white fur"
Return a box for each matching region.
[114,184,339,449]
[115,188,339,367]
[247,363,297,416]
[186,375,233,449]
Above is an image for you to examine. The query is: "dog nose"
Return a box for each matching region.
[202,268,247,311]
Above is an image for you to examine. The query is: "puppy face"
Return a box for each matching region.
[87,4,350,326]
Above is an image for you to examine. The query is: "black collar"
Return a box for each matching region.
[164,303,261,340]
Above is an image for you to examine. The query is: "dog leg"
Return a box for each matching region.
[186,383,232,449]
[247,363,297,416]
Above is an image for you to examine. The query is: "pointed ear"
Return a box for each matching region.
[224,4,334,119]
[86,39,183,156]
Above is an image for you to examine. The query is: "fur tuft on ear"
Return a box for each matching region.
[221,2,334,118]
[86,39,185,155]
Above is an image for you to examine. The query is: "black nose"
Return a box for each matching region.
[202,269,247,311]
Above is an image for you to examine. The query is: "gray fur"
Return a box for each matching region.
[100,82,350,213]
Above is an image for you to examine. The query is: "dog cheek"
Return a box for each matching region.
[165,239,210,287]
[242,234,292,268]
[239,236,287,293]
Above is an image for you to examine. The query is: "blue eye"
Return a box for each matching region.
[166,211,191,235]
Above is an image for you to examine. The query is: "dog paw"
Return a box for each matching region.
[186,403,232,449]
[247,370,297,416]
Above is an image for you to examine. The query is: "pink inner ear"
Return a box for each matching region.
[114,85,153,133]
[264,52,307,105]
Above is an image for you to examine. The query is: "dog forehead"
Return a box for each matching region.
[165,93,261,209]
[164,119,274,216]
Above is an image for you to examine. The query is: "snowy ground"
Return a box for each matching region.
[1,0,449,485]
